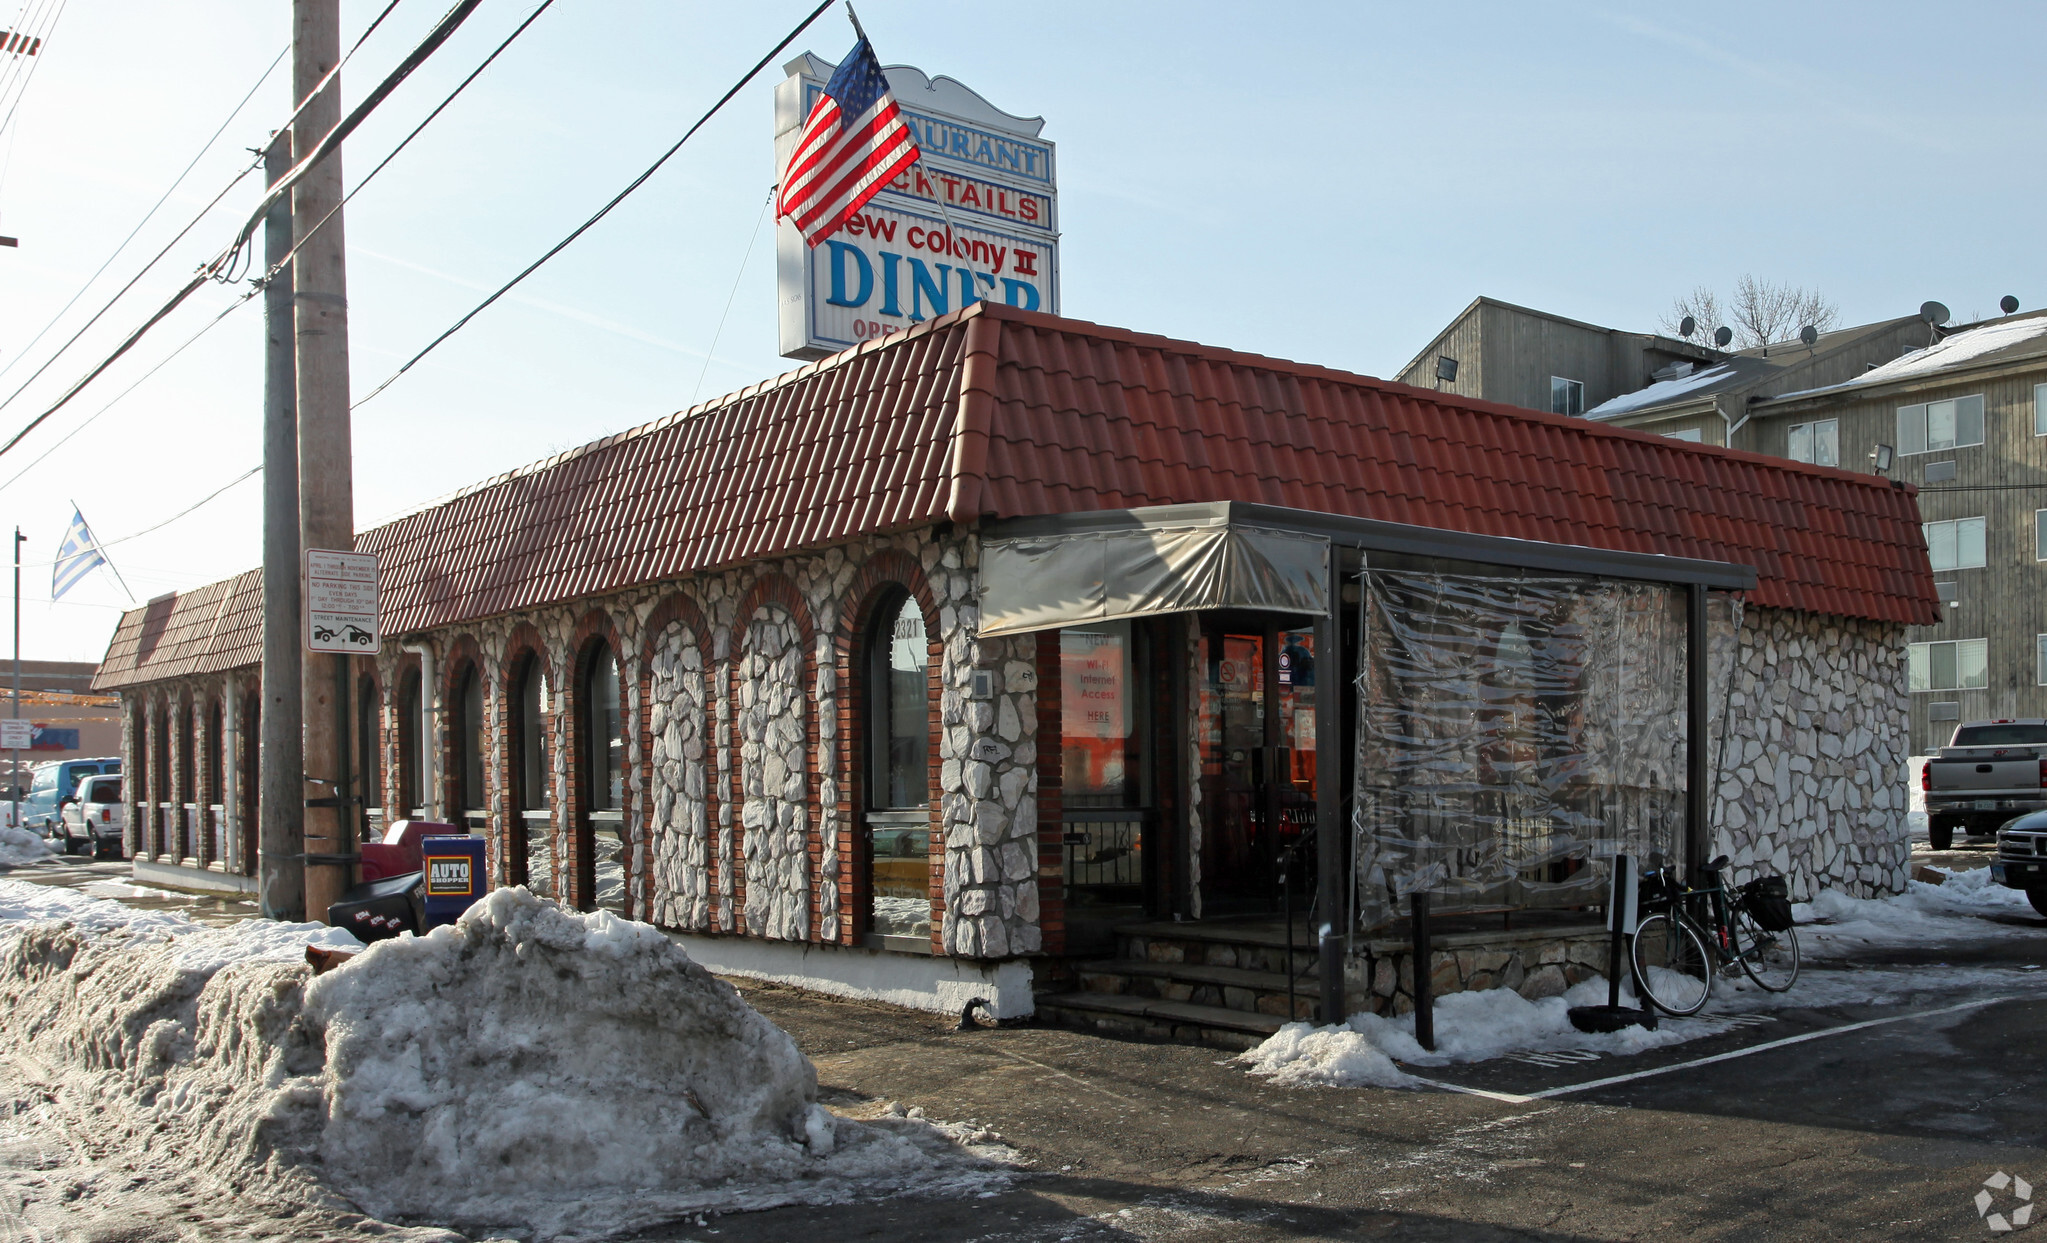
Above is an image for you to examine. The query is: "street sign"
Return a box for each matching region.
[0,719,31,750]
[304,549,380,654]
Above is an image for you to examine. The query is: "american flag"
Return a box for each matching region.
[777,37,920,246]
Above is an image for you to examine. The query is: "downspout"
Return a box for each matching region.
[403,641,438,821]
[1717,394,1753,447]
[945,307,1002,525]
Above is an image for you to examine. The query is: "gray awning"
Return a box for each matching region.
[979,521,1328,637]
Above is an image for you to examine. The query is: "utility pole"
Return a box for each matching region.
[294,0,357,923]
[258,126,304,920]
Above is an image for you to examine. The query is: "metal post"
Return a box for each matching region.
[259,126,304,919]
[1410,890,1434,1052]
[1686,583,1710,879]
[294,0,357,923]
[9,527,19,830]
[1313,548,1344,1023]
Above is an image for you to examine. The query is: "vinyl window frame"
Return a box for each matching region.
[1923,516,1986,572]
[1787,418,1839,467]
[1549,376,1585,417]
[2038,634,2047,687]
[2034,383,2047,438]
[1897,394,1985,456]
[1908,637,1989,693]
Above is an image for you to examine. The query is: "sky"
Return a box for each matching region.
[0,1,2041,662]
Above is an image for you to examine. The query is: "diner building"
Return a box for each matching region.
[93,301,1938,1040]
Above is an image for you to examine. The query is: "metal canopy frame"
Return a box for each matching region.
[983,501,1756,1019]
[981,501,1758,592]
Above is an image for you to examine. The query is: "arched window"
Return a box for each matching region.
[865,591,930,942]
[357,673,382,817]
[515,655,550,812]
[582,640,625,913]
[584,642,622,813]
[455,663,485,816]
[870,592,929,809]
[396,669,421,816]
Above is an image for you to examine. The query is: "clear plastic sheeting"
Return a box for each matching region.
[1352,572,1689,931]
[979,524,1327,637]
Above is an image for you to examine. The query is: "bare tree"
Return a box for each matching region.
[1661,276,1840,350]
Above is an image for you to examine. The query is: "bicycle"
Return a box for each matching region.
[1629,854,1801,1016]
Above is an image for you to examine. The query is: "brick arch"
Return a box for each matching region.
[834,549,944,947]
[498,621,552,890]
[638,592,712,928]
[728,574,822,942]
[439,633,486,826]
[564,608,630,914]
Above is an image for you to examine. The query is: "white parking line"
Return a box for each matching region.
[1410,997,2008,1105]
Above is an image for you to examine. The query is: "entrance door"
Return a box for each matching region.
[1197,618,1317,916]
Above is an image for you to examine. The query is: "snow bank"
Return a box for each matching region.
[0,882,1008,1240]
[1243,975,1732,1089]
[0,824,56,866]
[1247,868,2047,1089]
[1796,864,2040,952]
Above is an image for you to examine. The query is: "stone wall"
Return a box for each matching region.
[938,630,1043,958]
[647,618,708,929]
[1708,604,1911,900]
[738,604,809,940]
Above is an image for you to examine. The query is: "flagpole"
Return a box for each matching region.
[69,500,134,603]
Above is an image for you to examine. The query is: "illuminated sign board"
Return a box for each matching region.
[774,54,1057,360]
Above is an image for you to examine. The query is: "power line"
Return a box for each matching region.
[0,43,287,391]
[354,0,839,409]
[0,0,487,462]
[261,0,557,288]
[0,0,405,425]
[689,186,773,408]
[17,465,262,570]
[0,0,64,141]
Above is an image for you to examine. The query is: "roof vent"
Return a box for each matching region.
[1650,361,1696,383]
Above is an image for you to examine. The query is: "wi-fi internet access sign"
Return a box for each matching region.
[774,53,1057,361]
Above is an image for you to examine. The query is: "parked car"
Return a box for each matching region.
[1991,809,2047,917]
[1921,720,2047,851]
[15,758,116,834]
[58,773,124,859]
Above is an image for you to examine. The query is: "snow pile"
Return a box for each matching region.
[1796,864,2041,952]
[0,824,56,866]
[0,882,1009,1240]
[1242,975,1729,1089]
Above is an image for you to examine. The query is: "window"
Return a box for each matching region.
[1909,638,1988,692]
[868,593,929,810]
[584,642,622,812]
[2035,383,2046,437]
[356,675,381,812]
[1550,377,1585,417]
[1924,516,1986,571]
[1062,621,1139,808]
[396,669,420,814]
[456,664,484,812]
[2037,509,2047,561]
[1664,428,1703,443]
[516,656,550,811]
[1897,394,1984,455]
[1788,419,1838,466]
[2039,635,2047,687]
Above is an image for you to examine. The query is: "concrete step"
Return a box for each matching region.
[1033,990,1290,1051]
[1075,958,1319,1020]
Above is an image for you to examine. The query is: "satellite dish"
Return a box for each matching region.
[1713,325,1733,348]
[1920,301,1951,326]
[2002,295,2021,315]
[1799,324,1819,347]
[1678,315,1696,338]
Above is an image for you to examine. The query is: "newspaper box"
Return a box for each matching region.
[421,835,486,927]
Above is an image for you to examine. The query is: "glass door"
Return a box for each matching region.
[1198,619,1316,916]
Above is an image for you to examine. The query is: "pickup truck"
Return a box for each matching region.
[1921,719,2047,851]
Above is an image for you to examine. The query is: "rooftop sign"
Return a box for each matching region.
[774,55,1057,361]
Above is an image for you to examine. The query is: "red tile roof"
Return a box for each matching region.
[94,302,1939,689]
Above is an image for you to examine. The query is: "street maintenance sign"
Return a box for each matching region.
[304,548,380,654]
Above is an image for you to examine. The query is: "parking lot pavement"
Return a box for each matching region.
[0,855,262,926]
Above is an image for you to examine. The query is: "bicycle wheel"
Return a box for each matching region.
[1733,907,1800,992]
[1630,912,1713,1016]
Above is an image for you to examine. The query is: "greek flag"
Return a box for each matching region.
[51,509,105,600]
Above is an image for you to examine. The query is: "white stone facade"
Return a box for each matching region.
[1708,604,1911,900]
